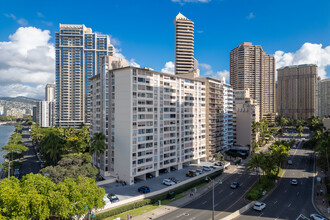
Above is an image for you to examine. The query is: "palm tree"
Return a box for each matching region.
[90,132,106,157]
[245,153,264,182]
[269,144,289,176]
[40,132,65,165]
[251,140,259,155]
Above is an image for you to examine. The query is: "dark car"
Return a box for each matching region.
[146,173,154,179]
[107,193,119,203]
[159,169,169,174]
[230,182,240,189]
[138,186,150,194]
[186,170,197,177]
[169,177,178,183]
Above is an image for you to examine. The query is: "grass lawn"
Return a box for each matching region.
[104,193,185,220]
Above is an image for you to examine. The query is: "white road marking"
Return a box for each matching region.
[229,191,234,195]
[218,190,223,194]
[288,203,291,207]
[202,201,207,205]
[259,212,264,217]
[189,217,196,220]
[297,192,299,196]
[274,201,278,204]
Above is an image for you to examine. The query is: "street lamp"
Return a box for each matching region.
[205,177,215,220]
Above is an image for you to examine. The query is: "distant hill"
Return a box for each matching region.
[0,96,41,105]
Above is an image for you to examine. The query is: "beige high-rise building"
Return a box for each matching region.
[174,13,196,76]
[230,42,276,123]
[233,89,259,148]
[45,83,55,102]
[318,79,330,117]
[277,64,318,120]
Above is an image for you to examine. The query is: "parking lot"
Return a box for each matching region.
[100,161,222,202]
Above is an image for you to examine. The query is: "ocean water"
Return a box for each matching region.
[0,125,15,165]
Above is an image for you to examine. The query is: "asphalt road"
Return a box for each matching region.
[237,141,317,220]
[20,125,40,177]
[156,166,258,220]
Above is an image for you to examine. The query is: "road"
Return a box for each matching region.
[236,141,317,220]
[156,166,258,220]
[20,125,40,177]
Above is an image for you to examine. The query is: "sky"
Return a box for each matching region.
[1,0,330,99]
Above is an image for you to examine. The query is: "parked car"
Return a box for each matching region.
[138,186,150,194]
[214,162,223,166]
[202,166,213,171]
[209,166,217,170]
[159,168,168,174]
[169,177,178,183]
[146,173,154,179]
[196,169,203,175]
[310,214,327,220]
[230,182,240,189]
[253,202,266,211]
[287,160,293,165]
[163,179,176,186]
[186,170,197,177]
[170,167,177,171]
[107,193,119,203]
[103,195,111,205]
[291,179,298,185]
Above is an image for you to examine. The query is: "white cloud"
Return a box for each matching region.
[246,12,255,20]
[274,42,330,79]
[197,30,204,34]
[172,0,211,4]
[161,61,175,74]
[199,63,229,83]
[114,50,140,68]
[0,27,55,99]
[37,12,44,18]
[4,13,28,26]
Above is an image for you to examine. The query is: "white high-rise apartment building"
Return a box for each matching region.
[36,101,55,127]
[55,24,114,128]
[174,13,198,76]
[90,66,206,184]
[318,79,330,117]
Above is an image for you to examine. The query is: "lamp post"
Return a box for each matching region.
[206,177,215,220]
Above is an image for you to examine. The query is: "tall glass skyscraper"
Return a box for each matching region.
[55,24,114,127]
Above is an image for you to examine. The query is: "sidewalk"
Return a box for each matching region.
[133,164,240,220]
[314,166,330,217]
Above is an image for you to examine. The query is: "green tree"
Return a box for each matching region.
[297,125,304,137]
[2,143,28,178]
[246,153,264,182]
[251,140,259,155]
[214,152,224,161]
[90,132,106,157]
[39,132,66,165]
[269,143,289,175]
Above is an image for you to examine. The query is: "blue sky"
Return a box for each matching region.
[1,0,330,98]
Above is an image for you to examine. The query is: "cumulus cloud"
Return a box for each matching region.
[246,12,255,20]
[161,61,175,74]
[172,0,211,4]
[0,27,55,99]
[274,42,330,79]
[114,49,140,68]
[199,63,229,83]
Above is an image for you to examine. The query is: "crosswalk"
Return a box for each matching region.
[296,214,310,220]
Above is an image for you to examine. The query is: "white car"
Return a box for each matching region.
[163,179,176,186]
[310,214,327,220]
[253,202,266,211]
[287,160,293,165]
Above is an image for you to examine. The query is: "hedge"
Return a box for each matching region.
[95,169,223,219]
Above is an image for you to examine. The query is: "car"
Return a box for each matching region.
[230,182,240,189]
[170,167,177,171]
[186,170,197,177]
[107,193,119,203]
[209,166,217,170]
[159,168,168,174]
[291,179,298,185]
[169,177,178,183]
[163,179,176,186]
[138,186,150,194]
[202,166,213,171]
[146,173,154,179]
[103,195,111,205]
[253,202,266,211]
[310,214,327,220]
[214,162,223,166]
[196,169,203,175]
[287,160,293,165]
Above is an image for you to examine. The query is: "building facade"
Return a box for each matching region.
[90,66,206,184]
[277,64,318,120]
[318,79,330,117]
[233,89,259,148]
[36,101,55,127]
[55,24,114,128]
[174,13,197,76]
[198,77,233,160]
[230,42,276,123]
[45,83,55,102]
